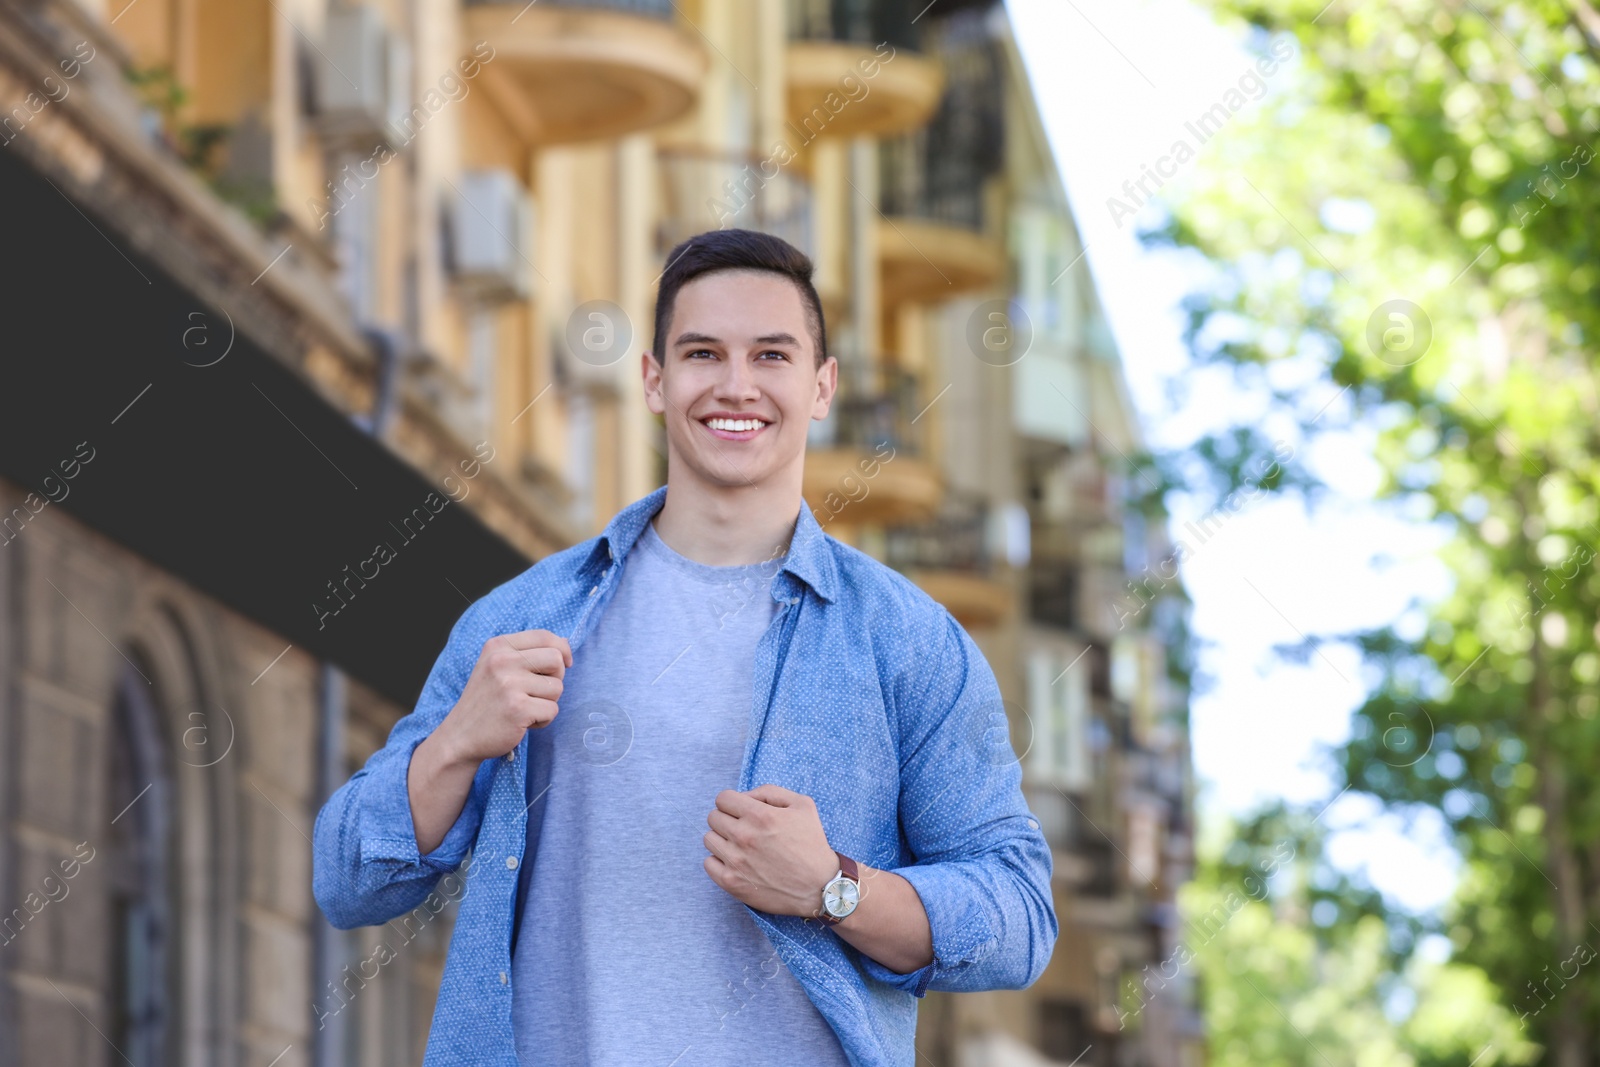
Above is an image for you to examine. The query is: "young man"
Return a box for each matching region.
[312,230,1057,1067]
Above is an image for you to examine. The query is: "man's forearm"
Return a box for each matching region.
[407,728,479,856]
[827,861,934,975]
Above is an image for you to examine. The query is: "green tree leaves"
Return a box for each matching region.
[1146,0,1600,1059]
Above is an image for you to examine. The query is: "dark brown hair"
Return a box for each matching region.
[652,229,828,368]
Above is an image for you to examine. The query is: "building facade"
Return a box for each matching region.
[0,0,1198,1064]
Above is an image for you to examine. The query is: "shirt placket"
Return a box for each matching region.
[492,542,622,995]
[739,575,804,793]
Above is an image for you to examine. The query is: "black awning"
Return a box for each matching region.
[0,144,533,709]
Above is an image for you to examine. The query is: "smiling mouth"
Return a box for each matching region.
[700,416,771,441]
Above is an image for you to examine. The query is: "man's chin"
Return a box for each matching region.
[677,452,797,492]
[698,465,772,489]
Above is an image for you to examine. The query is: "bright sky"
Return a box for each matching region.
[1006,0,1463,915]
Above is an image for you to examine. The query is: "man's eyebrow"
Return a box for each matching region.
[673,331,802,347]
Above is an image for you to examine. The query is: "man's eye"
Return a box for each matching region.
[687,349,715,359]
[760,350,789,360]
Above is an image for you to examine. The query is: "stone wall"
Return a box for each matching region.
[0,475,452,1067]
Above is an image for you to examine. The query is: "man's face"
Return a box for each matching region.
[643,269,837,491]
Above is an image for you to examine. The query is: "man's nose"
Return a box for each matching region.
[716,352,759,397]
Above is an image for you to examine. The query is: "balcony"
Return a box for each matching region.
[884,492,1013,628]
[1026,787,1120,899]
[1029,516,1078,627]
[806,367,942,526]
[875,7,1006,305]
[876,214,1004,306]
[1030,557,1079,633]
[463,0,706,145]
[656,148,813,260]
[785,0,944,140]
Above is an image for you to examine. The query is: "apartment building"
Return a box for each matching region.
[0,0,1197,1063]
[872,11,1204,1067]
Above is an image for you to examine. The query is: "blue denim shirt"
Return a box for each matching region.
[312,485,1058,1067]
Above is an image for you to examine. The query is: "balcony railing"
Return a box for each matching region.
[1024,787,1119,897]
[811,366,926,457]
[656,148,813,260]
[1078,834,1119,897]
[884,491,992,574]
[1029,558,1079,632]
[466,0,673,16]
[877,6,1003,230]
[787,0,924,51]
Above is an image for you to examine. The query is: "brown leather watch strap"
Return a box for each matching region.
[814,851,860,926]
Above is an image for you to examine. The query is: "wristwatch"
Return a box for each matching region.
[810,850,861,926]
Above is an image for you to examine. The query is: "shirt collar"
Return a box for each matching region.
[591,485,839,604]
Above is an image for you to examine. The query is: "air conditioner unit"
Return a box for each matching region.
[316,5,394,143]
[450,170,535,303]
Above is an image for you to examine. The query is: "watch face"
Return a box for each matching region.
[823,876,860,918]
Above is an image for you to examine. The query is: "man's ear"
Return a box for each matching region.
[642,349,666,415]
[812,356,838,420]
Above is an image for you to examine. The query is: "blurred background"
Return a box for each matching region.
[0,0,1591,1063]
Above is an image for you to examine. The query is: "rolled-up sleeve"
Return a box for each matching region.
[862,609,1058,996]
[312,598,497,930]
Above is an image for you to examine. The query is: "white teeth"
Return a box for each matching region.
[706,418,765,432]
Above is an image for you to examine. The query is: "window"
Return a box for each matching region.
[1111,635,1139,706]
[108,660,176,1065]
[567,388,595,530]
[468,306,497,436]
[331,148,380,321]
[1081,833,1117,897]
[1037,998,1090,1063]
[1027,645,1092,792]
[1122,508,1148,577]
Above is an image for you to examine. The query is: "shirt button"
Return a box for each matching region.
[1027,819,1039,830]
[499,971,508,985]
[589,585,598,596]
[505,855,518,870]
[504,749,516,763]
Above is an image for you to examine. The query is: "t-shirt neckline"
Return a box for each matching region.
[638,518,788,587]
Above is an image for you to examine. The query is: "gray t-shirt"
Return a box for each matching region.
[510,517,851,1067]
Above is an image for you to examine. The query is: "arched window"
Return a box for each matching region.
[108,659,177,1066]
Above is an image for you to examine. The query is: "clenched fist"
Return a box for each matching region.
[703,785,840,918]
[436,629,573,764]
[408,629,572,855]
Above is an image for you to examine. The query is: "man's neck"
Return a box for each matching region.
[651,474,802,567]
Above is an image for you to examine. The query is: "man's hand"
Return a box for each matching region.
[435,629,572,764]
[408,629,571,855]
[702,784,839,917]
[704,784,936,975]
